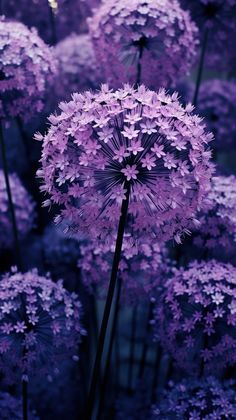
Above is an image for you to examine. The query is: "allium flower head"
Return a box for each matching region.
[0,268,85,384]
[38,84,214,244]
[79,237,173,303]
[181,0,236,70]
[153,377,236,419]
[0,18,57,121]
[193,176,236,254]
[88,0,198,88]
[0,392,38,419]
[153,260,236,375]
[53,34,102,102]
[197,80,236,151]
[0,171,35,249]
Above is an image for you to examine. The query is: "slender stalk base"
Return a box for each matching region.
[0,121,21,268]
[84,182,131,420]
[136,46,144,87]
[48,4,57,44]
[97,277,122,419]
[193,28,209,106]
[127,305,137,392]
[22,379,28,420]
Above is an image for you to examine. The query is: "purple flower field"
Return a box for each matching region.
[0,0,236,419]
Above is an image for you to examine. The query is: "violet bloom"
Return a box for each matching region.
[180,0,236,71]
[0,392,38,419]
[0,18,57,121]
[53,34,102,102]
[88,0,198,88]
[0,268,85,384]
[193,176,236,255]
[37,84,213,245]
[153,260,236,375]
[153,377,236,419]
[0,171,35,249]
[197,80,236,151]
[78,237,173,303]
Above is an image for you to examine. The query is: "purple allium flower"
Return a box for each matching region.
[78,237,172,303]
[193,176,236,255]
[180,0,236,71]
[0,171,35,249]
[153,260,236,375]
[37,84,214,245]
[0,391,38,419]
[88,0,198,88]
[197,80,236,151]
[0,18,57,121]
[53,34,102,102]
[0,268,85,384]
[153,377,236,419]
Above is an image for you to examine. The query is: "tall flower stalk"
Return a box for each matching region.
[85,181,130,419]
[193,28,209,106]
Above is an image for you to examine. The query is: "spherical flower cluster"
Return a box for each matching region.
[153,377,236,419]
[78,236,173,303]
[0,171,35,249]
[180,0,236,70]
[193,176,236,255]
[88,0,198,88]
[37,84,214,245]
[53,34,102,102]
[0,392,38,419]
[197,80,236,151]
[153,260,236,375]
[0,268,85,384]
[0,18,57,121]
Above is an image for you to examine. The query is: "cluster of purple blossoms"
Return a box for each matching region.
[78,236,172,303]
[0,18,57,121]
[180,0,236,71]
[153,376,236,419]
[0,268,85,384]
[193,176,236,255]
[88,0,198,88]
[0,171,35,249]
[53,34,102,102]
[197,80,236,151]
[153,260,236,375]
[37,84,214,245]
